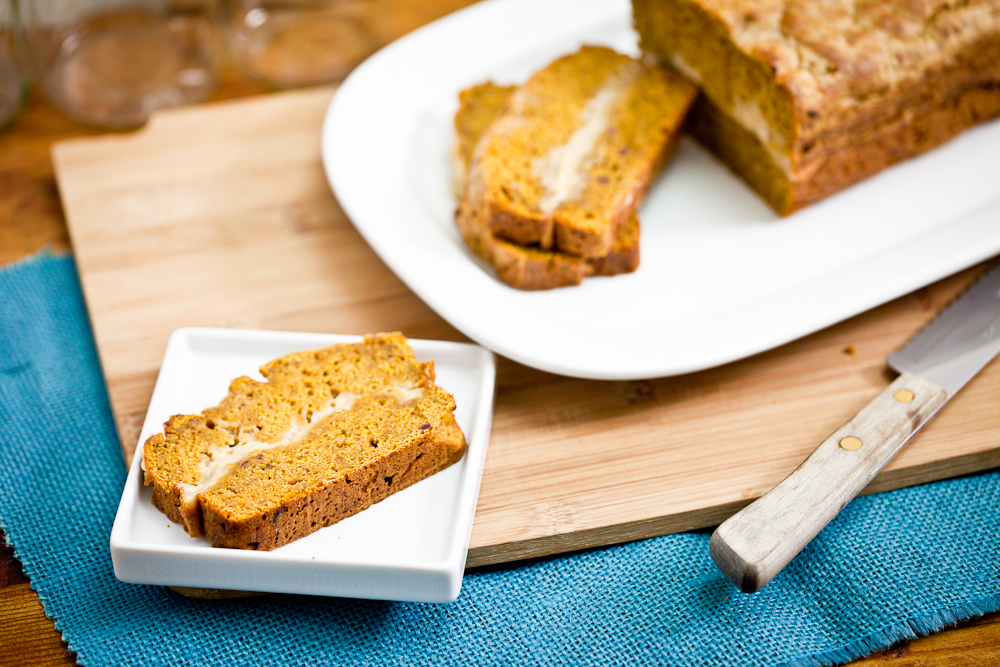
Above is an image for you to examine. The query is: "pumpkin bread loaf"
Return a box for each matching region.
[142,332,465,550]
[453,81,641,290]
[465,45,698,258]
[633,0,1000,215]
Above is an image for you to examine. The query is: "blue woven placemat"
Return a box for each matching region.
[1,251,998,667]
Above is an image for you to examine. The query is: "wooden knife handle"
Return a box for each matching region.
[710,371,948,593]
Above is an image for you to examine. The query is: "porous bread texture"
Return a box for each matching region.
[452,82,518,200]
[466,45,698,258]
[141,332,465,550]
[453,81,642,290]
[633,0,1000,215]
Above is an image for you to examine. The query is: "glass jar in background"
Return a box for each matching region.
[1,0,28,131]
[18,0,218,128]
[218,0,379,89]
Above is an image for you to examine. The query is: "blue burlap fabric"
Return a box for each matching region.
[1,251,998,666]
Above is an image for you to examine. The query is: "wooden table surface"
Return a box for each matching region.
[1,1,998,664]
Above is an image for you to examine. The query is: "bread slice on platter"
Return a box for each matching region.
[463,45,697,259]
[453,80,641,290]
[142,332,465,550]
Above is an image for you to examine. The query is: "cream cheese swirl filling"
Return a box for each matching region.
[532,62,640,213]
[177,383,424,507]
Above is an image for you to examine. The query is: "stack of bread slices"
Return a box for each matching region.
[452,45,698,290]
[142,333,466,551]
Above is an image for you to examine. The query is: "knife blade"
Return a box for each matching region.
[710,261,1000,593]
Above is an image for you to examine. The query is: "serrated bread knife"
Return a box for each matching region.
[711,261,1000,593]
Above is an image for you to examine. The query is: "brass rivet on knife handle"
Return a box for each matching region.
[894,389,915,403]
[839,436,862,451]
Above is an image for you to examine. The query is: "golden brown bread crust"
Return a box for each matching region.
[453,80,645,290]
[634,0,1000,214]
[467,45,697,257]
[142,332,466,550]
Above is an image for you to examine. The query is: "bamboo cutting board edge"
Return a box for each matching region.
[466,424,1000,568]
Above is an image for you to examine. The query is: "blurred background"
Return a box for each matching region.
[0,0,477,267]
[2,0,479,131]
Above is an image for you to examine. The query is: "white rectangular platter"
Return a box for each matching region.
[321,0,1000,380]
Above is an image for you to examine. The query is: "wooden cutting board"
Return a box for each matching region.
[53,86,1000,568]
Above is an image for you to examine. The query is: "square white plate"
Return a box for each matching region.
[109,328,496,603]
[321,0,1000,380]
